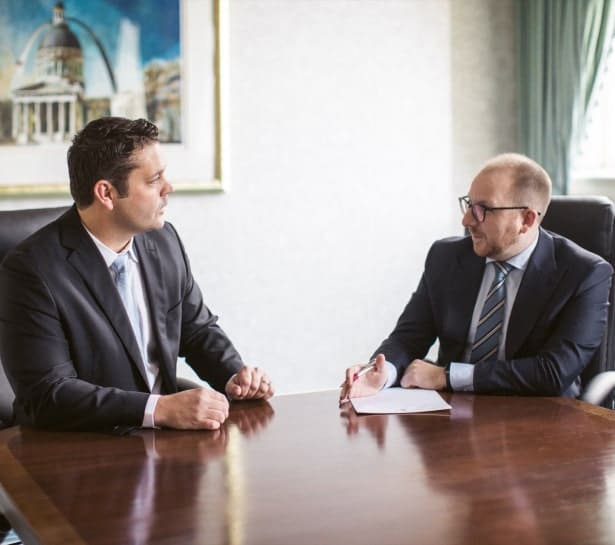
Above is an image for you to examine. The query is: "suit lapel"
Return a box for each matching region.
[506,229,559,357]
[134,233,175,392]
[60,207,150,387]
[448,241,485,355]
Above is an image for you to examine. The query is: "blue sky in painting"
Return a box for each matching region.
[1,0,180,97]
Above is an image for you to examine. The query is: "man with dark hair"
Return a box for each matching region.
[340,153,613,401]
[0,116,273,431]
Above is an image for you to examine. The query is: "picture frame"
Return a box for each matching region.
[0,0,227,197]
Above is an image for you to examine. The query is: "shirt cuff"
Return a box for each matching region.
[383,361,398,389]
[142,394,161,428]
[449,362,474,392]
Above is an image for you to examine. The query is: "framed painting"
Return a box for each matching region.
[0,0,227,196]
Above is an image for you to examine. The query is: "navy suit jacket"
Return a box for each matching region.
[375,228,613,396]
[0,206,243,430]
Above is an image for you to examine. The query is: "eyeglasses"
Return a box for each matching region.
[458,196,541,223]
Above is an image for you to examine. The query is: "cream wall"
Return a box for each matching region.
[0,0,517,394]
[451,0,518,196]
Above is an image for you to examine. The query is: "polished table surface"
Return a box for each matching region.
[1,391,615,545]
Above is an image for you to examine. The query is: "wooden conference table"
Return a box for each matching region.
[0,391,615,545]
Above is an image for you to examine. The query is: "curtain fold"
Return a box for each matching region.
[518,0,615,194]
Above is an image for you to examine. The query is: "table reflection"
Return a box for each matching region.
[7,400,275,545]
[338,393,615,544]
[227,398,275,437]
[339,403,389,449]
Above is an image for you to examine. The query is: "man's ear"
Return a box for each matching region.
[92,180,115,210]
[519,209,539,234]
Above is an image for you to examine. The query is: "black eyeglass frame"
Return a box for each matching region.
[458,195,541,223]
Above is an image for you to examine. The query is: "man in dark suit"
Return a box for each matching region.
[340,153,613,401]
[0,117,273,431]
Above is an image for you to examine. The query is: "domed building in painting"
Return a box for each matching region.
[36,2,84,85]
[10,2,86,144]
[10,2,115,145]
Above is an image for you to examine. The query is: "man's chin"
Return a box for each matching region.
[144,218,165,232]
[471,239,489,258]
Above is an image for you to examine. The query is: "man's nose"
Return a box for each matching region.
[162,180,174,195]
[461,207,475,227]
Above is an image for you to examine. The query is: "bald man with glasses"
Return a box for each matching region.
[340,153,613,401]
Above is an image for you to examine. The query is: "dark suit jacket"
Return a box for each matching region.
[375,228,613,396]
[0,206,243,430]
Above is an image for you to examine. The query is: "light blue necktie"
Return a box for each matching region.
[110,254,146,362]
[470,261,513,363]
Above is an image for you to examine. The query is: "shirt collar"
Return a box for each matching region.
[82,224,139,268]
[485,232,539,272]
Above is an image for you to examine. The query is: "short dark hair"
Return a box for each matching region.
[67,117,159,208]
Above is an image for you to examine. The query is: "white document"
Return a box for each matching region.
[350,387,451,414]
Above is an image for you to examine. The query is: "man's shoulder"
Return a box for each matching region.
[536,229,614,290]
[134,222,188,270]
[419,236,477,277]
[430,235,470,250]
[541,228,611,268]
[427,235,473,260]
[2,209,67,263]
[138,221,182,249]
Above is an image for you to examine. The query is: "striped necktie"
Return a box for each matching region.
[470,261,513,363]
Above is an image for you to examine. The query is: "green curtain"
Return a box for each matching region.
[518,0,615,194]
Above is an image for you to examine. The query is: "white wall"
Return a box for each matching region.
[451,0,518,196]
[0,0,517,394]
